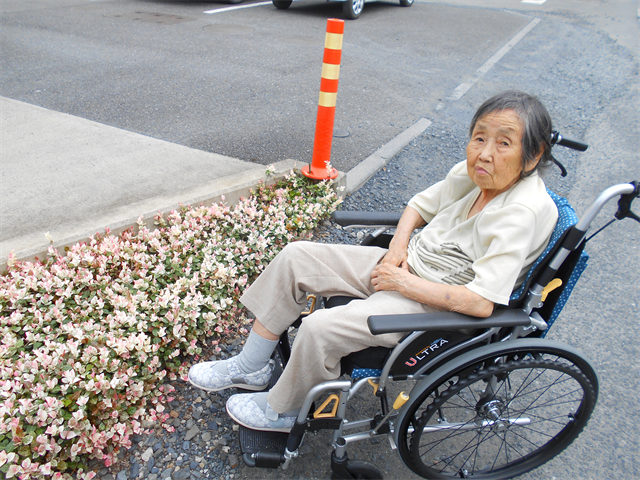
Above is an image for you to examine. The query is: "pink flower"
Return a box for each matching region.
[0,450,14,467]
[40,463,53,475]
[6,464,23,479]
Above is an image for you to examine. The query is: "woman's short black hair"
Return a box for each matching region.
[469,91,554,178]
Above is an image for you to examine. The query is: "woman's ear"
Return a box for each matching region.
[525,143,545,172]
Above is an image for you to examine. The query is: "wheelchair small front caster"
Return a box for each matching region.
[330,451,383,479]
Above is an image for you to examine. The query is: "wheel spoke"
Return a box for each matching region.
[510,423,557,442]
[509,371,578,403]
[428,426,497,471]
[417,419,478,455]
[507,369,572,418]
[523,412,577,428]
[506,376,583,425]
[524,387,585,411]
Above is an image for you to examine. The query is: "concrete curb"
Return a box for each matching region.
[0,160,305,271]
[346,118,432,194]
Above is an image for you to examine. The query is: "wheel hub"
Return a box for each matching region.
[477,398,508,431]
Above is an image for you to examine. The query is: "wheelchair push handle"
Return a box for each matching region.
[576,181,640,232]
[550,131,589,152]
[615,180,640,224]
[549,131,589,178]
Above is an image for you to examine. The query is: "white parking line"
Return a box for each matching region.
[447,17,541,101]
[522,0,547,4]
[204,1,272,15]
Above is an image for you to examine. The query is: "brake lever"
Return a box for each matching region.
[615,181,640,224]
[551,156,568,177]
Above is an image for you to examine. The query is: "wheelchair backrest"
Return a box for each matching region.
[507,190,589,336]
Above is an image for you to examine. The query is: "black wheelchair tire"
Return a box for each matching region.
[395,339,598,479]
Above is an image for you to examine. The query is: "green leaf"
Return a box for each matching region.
[17,445,32,457]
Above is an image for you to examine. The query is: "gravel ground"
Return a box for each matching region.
[93,7,638,480]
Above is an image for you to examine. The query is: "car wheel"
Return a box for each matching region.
[342,0,364,19]
[273,0,293,8]
[399,0,413,6]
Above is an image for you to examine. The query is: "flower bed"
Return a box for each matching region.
[0,172,341,479]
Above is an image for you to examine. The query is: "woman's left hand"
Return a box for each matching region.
[371,263,411,292]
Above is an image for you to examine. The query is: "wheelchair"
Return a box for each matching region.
[235,133,640,479]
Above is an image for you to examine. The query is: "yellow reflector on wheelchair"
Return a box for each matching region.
[314,394,340,418]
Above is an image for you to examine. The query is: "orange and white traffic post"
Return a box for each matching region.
[302,18,344,181]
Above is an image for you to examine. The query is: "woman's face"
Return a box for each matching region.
[466,109,537,196]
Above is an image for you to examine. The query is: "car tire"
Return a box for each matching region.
[399,0,413,6]
[273,0,293,8]
[342,0,364,19]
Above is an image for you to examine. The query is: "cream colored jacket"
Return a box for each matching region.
[407,160,558,305]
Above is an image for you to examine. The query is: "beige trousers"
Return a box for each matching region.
[240,241,440,413]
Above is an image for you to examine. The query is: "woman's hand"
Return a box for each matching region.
[371,263,411,292]
[381,206,424,271]
[380,246,409,270]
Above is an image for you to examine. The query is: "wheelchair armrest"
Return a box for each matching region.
[367,309,531,335]
[332,211,402,228]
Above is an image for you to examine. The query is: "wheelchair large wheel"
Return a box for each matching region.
[396,340,598,479]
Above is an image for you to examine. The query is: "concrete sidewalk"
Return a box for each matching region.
[0,97,429,271]
[0,97,301,269]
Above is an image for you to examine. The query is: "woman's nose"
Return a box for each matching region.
[479,140,495,161]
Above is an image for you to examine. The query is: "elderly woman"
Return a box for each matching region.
[188,90,558,432]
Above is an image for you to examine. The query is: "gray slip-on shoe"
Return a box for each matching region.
[226,392,298,433]
[188,357,273,393]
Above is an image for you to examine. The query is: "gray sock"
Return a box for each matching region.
[235,329,279,374]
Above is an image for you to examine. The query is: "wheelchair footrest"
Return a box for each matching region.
[239,426,288,468]
[237,352,288,468]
